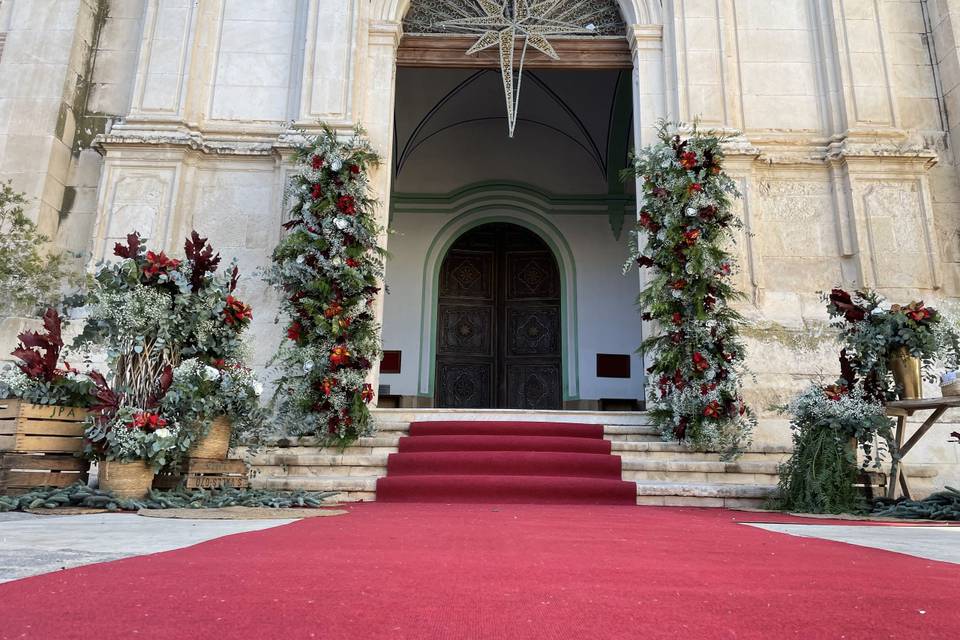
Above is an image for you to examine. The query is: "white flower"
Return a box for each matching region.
[333,217,350,230]
[330,158,342,171]
[202,365,221,381]
[252,381,264,396]
[303,361,314,373]
[154,428,171,438]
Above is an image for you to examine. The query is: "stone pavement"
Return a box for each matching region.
[0,512,295,583]
[745,523,960,565]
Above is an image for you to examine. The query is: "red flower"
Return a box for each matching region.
[823,384,848,401]
[142,251,181,280]
[700,382,718,395]
[320,377,336,397]
[639,211,656,230]
[703,401,722,419]
[674,417,689,441]
[211,358,225,368]
[688,183,703,195]
[337,195,356,215]
[330,345,350,367]
[692,352,709,372]
[683,229,700,245]
[345,257,360,268]
[636,255,655,268]
[361,383,374,403]
[287,321,302,342]
[223,295,253,327]
[719,263,731,276]
[679,151,698,169]
[129,411,167,431]
[698,205,717,221]
[311,183,323,199]
[324,303,343,319]
[671,279,687,291]
[349,164,361,175]
[311,155,323,170]
[828,289,866,323]
[671,312,683,326]
[652,187,668,199]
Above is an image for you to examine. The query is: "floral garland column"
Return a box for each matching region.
[625,123,755,459]
[264,126,383,442]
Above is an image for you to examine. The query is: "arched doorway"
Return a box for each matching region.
[435,222,562,409]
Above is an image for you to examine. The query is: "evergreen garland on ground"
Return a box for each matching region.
[263,126,383,443]
[625,123,755,458]
[872,487,960,521]
[0,482,336,512]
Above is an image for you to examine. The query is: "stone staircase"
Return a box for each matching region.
[244,409,796,507]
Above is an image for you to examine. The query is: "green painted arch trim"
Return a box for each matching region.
[416,209,580,401]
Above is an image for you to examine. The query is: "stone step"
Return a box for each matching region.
[371,408,652,426]
[251,474,377,502]
[634,481,776,508]
[621,459,780,485]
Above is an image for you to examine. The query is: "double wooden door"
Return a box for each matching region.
[435,223,562,409]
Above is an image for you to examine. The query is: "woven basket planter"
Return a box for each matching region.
[187,416,232,460]
[99,460,154,499]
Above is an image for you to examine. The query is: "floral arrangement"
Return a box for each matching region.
[0,308,91,406]
[161,358,267,447]
[0,182,73,315]
[825,288,959,398]
[83,404,185,470]
[624,122,754,458]
[263,125,383,442]
[70,231,263,465]
[775,383,894,514]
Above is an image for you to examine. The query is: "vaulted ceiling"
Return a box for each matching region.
[392,67,634,196]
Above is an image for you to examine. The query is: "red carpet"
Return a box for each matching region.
[1,504,957,639]
[378,421,635,504]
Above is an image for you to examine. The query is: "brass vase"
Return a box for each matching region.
[888,347,922,400]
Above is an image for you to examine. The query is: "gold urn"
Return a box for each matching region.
[888,347,922,400]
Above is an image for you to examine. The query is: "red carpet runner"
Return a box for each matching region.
[1,504,958,639]
[376,420,636,504]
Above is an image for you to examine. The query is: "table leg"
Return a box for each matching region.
[886,415,907,500]
[899,472,912,501]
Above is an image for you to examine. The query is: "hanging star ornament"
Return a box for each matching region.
[438,0,597,137]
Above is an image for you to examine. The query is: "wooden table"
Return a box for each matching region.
[884,397,960,499]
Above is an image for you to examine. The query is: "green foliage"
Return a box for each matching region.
[0,182,72,315]
[775,424,864,514]
[623,121,754,458]
[262,125,383,444]
[0,482,337,512]
[872,487,960,521]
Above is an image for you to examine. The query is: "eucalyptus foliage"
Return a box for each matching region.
[0,182,72,315]
[624,122,754,458]
[776,382,896,514]
[263,126,384,443]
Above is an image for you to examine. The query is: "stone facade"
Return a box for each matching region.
[1,0,959,491]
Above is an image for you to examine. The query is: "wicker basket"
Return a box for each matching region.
[187,416,232,460]
[942,380,960,397]
[99,460,155,499]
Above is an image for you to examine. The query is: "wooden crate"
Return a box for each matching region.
[0,400,88,454]
[0,453,89,495]
[154,458,249,490]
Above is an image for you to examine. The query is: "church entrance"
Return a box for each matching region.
[435,223,562,409]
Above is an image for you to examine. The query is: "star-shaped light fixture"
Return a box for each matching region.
[438,0,596,137]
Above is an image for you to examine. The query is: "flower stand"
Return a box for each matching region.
[99,460,154,499]
[186,416,232,460]
[0,400,90,495]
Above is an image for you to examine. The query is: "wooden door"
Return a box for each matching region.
[436,223,561,409]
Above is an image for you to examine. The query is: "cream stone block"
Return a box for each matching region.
[299,0,359,123]
[92,164,179,261]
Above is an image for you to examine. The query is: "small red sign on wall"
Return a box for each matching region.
[380,350,402,374]
[596,354,630,379]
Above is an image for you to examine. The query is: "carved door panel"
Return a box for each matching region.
[436,223,561,409]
